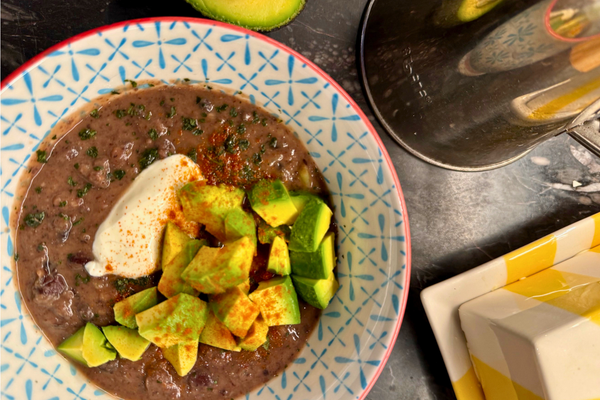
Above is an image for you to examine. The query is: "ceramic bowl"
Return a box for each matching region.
[0,18,410,400]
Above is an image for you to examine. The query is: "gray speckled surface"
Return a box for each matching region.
[3,1,600,399]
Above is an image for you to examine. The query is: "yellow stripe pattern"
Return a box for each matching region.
[452,366,486,400]
[471,356,544,400]
[505,268,600,326]
[504,235,557,285]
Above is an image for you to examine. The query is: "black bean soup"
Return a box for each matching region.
[13,84,328,400]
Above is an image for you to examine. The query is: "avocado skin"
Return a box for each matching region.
[185,0,306,32]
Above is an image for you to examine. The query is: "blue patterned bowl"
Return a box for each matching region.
[0,18,410,400]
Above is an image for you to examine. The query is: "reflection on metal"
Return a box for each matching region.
[360,0,600,171]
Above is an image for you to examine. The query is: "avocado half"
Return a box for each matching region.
[186,0,306,32]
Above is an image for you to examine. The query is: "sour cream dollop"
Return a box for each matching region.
[85,154,202,278]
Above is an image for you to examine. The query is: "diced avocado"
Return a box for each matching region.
[292,273,339,310]
[267,236,291,276]
[185,0,305,32]
[211,286,260,338]
[81,323,117,367]
[159,239,206,298]
[248,276,300,326]
[237,315,269,351]
[289,191,323,215]
[57,326,88,366]
[434,0,504,26]
[114,287,158,329]
[290,232,335,279]
[162,222,192,268]
[288,200,332,252]
[135,293,209,348]
[178,181,245,241]
[199,310,240,351]
[248,179,298,227]
[162,340,198,377]
[257,219,291,244]
[238,279,251,295]
[102,326,150,361]
[224,208,257,249]
[181,236,254,294]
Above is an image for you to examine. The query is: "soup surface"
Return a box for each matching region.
[14,84,327,400]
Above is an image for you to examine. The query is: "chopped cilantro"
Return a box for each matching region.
[238,139,250,151]
[74,163,79,170]
[148,128,158,140]
[237,123,246,135]
[90,109,99,118]
[51,135,57,140]
[36,150,47,163]
[269,137,278,148]
[93,166,103,171]
[68,176,77,187]
[114,276,151,295]
[167,106,177,118]
[73,217,84,226]
[75,273,91,286]
[59,201,67,207]
[139,148,159,170]
[35,187,42,194]
[113,170,126,180]
[252,111,260,124]
[192,129,204,136]
[78,128,97,140]
[229,108,238,117]
[115,109,126,119]
[24,211,45,228]
[124,79,138,88]
[187,148,198,163]
[86,146,98,158]
[216,104,228,112]
[182,117,197,131]
[77,183,92,198]
[252,153,263,165]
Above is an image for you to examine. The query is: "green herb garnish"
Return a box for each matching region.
[79,128,97,140]
[113,170,126,180]
[90,109,99,118]
[36,150,47,163]
[77,183,93,198]
[87,146,98,158]
[148,128,158,140]
[24,212,45,228]
[167,106,177,118]
[139,148,159,170]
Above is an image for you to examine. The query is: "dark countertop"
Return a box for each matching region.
[3,1,600,399]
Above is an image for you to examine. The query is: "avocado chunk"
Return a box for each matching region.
[292,273,339,310]
[185,0,306,32]
[257,219,291,244]
[178,181,245,241]
[199,310,241,352]
[224,208,257,249]
[288,200,332,253]
[289,191,323,215]
[159,239,206,298]
[181,236,254,294]
[248,179,298,227]
[290,232,335,279]
[267,236,291,276]
[162,222,192,268]
[211,286,260,338]
[248,276,301,326]
[102,326,150,361]
[162,340,198,377]
[135,293,209,348]
[114,287,158,329]
[82,323,117,367]
[434,0,504,26]
[238,279,251,295]
[57,325,88,366]
[237,315,269,351]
